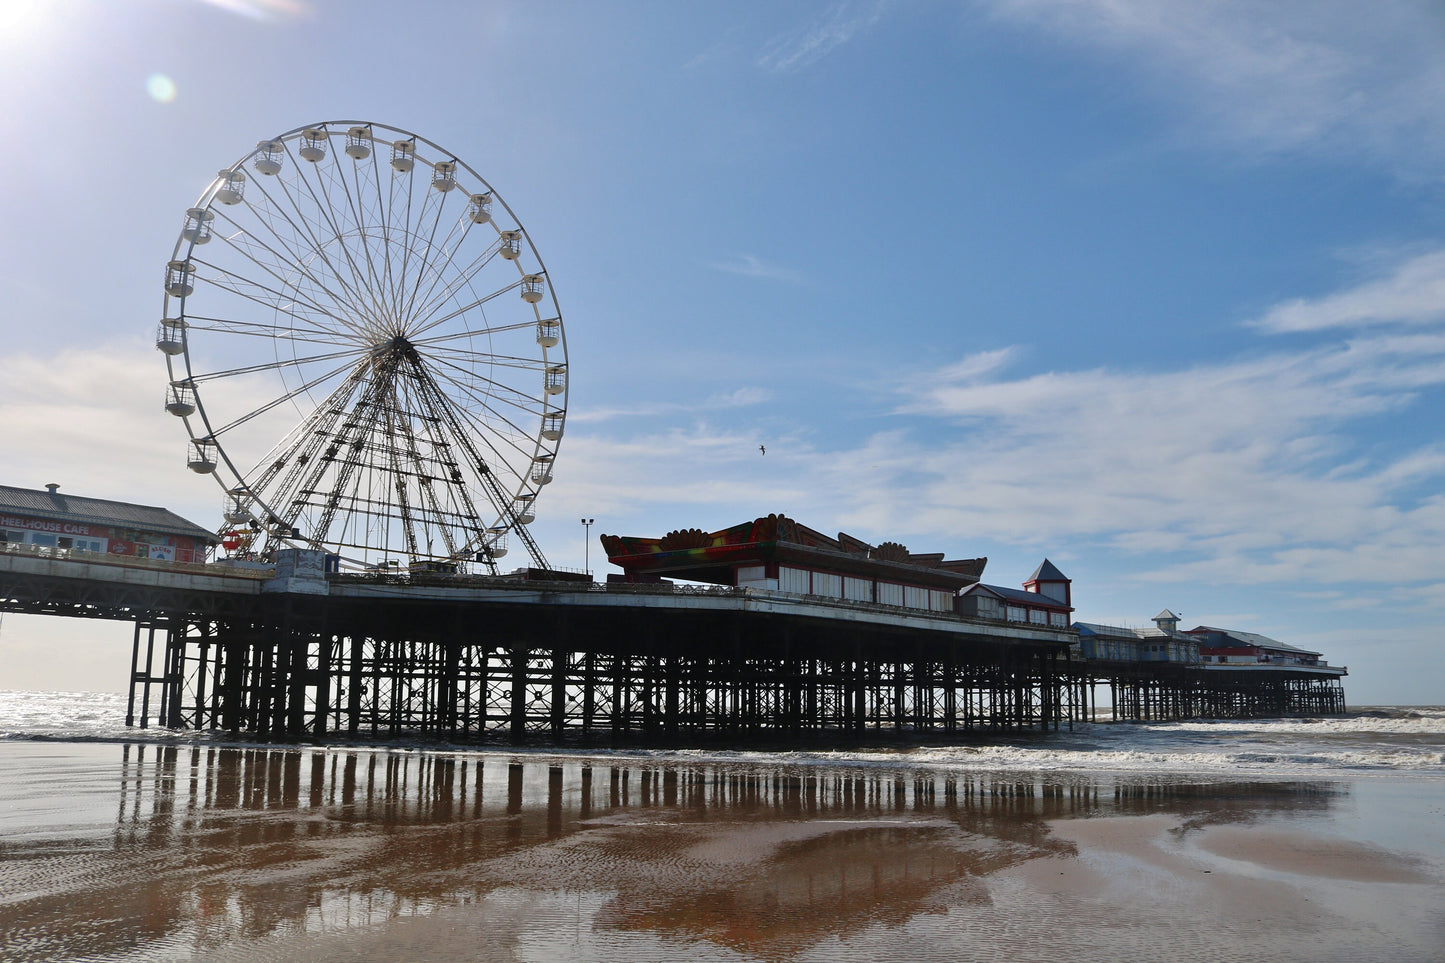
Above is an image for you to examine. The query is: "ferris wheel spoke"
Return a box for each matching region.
[288,145,393,326]
[191,254,363,339]
[397,194,453,326]
[248,158,382,330]
[189,345,369,384]
[334,144,395,324]
[237,369,371,529]
[393,180,453,331]
[409,320,535,347]
[184,313,360,347]
[208,356,364,437]
[435,378,549,467]
[407,275,524,340]
[424,345,554,377]
[406,241,509,332]
[213,194,376,334]
[425,352,551,415]
[402,213,478,330]
[384,161,420,327]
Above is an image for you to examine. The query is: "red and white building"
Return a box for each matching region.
[1187,626,1335,669]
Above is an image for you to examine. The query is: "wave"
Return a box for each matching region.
[2,691,1442,779]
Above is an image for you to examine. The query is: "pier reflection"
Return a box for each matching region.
[0,743,1343,962]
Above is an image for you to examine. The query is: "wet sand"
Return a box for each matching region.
[0,741,1441,962]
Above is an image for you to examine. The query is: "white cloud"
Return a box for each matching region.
[704,254,807,284]
[757,2,889,73]
[1255,249,1445,332]
[0,341,222,524]
[978,0,1445,174]
[889,333,1445,576]
[559,252,1445,597]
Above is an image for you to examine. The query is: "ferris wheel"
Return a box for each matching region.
[157,121,566,573]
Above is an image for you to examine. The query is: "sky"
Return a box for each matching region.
[0,0,1442,704]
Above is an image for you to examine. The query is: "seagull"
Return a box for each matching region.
[760,445,766,455]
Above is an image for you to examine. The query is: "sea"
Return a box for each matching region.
[2,691,1443,962]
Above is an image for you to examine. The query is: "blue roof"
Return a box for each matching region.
[963,582,1071,609]
[1190,626,1320,657]
[1027,558,1068,582]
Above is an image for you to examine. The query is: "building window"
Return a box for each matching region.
[877,582,904,607]
[843,576,872,602]
[1006,605,1027,622]
[1029,609,1047,625]
[1049,612,1067,627]
[813,572,842,597]
[779,566,810,595]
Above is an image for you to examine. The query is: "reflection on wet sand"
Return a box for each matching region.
[0,744,1345,962]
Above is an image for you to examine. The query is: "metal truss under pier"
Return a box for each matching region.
[131,596,1076,742]
[1072,662,1347,721]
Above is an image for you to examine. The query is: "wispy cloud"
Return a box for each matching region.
[1254,249,1445,333]
[705,254,807,283]
[978,0,1445,175]
[566,249,1445,598]
[0,342,221,523]
[757,2,889,73]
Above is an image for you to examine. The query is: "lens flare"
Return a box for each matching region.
[146,73,177,103]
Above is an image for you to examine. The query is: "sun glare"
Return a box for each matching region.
[146,73,178,103]
[196,0,309,21]
[0,0,51,43]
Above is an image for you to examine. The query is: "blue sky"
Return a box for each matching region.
[1,0,1442,704]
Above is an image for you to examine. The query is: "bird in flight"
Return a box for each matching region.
[759,445,766,456]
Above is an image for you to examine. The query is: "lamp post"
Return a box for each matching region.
[581,517,595,578]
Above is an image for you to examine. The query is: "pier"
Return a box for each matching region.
[1,545,1346,742]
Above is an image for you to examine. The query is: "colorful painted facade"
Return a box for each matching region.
[0,484,218,564]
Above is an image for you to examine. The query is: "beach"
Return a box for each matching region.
[1,697,1442,961]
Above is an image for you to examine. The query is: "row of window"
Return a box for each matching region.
[2,530,107,553]
[976,596,1069,627]
[1081,638,1198,662]
[738,565,954,612]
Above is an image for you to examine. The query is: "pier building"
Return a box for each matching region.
[601,514,985,614]
[1074,610,1201,664]
[1070,609,1346,718]
[1188,625,1333,668]
[956,559,1074,627]
[0,483,217,564]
